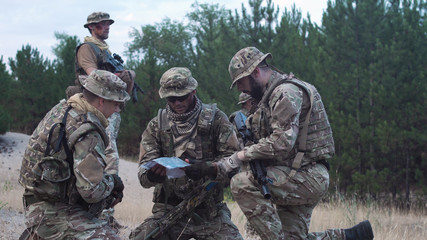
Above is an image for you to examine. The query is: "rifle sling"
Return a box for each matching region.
[286,85,314,183]
[44,106,73,165]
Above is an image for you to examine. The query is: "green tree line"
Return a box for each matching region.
[1,0,426,206]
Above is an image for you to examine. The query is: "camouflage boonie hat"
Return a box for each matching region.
[228,47,272,89]
[237,92,252,104]
[84,12,114,28]
[158,67,198,99]
[80,70,130,102]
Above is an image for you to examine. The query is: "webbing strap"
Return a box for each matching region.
[286,87,315,181]
[44,106,73,158]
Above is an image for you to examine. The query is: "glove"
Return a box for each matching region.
[146,169,166,183]
[117,70,135,94]
[217,152,242,179]
[185,161,217,180]
[111,174,124,194]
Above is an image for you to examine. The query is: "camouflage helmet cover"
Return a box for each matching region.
[237,92,252,105]
[80,70,130,102]
[228,47,272,89]
[158,67,198,99]
[84,12,114,28]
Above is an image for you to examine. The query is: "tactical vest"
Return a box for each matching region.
[249,72,335,168]
[153,104,224,216]
[157,103,217,160]
[74,42,115,81]
[19,100,109,204]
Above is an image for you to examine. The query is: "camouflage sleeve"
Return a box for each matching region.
[137,118,162,188]
[104,112,121,175]
[211,110,242,182]
[244,83,303,161]
[73,131,114,204]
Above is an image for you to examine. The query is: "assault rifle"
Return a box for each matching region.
[105,52,144,103]
[145,176,217,239]
[234,112,271,199]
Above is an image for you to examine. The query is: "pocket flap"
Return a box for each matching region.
[32,156,71,182]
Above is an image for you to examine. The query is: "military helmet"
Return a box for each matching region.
[158,67,198,99]
[80,70,130,102]
[228,47,272,89]
[237,92,252,105]
[84,12,114,28]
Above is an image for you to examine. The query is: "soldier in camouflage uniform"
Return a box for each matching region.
[227,47,374,240]
[229,93,253,148]
[130,67,243,240]
[19,70,129,239]
[66,11,136,176]
[67,12,136,227]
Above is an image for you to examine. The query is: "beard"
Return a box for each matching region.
[248,75,263,101]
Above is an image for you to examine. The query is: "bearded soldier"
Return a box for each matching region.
[130,67,243,240]
[227,47,374,240]
[19,70,129,239]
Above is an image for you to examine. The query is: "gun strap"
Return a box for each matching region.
[44,106,73,162]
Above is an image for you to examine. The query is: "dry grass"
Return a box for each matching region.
[1,132,426,239]
[2,175,427,239]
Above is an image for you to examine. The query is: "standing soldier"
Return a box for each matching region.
[19,70,129,239]
[229,92,253,148]
[229,92,253,123]
[130,67,243,240]
[227,47,374,240]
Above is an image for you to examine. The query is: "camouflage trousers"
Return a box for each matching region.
[231,163,345,240]
[129,202,243,240]
[24,201,120,239]
[105,112,121,175]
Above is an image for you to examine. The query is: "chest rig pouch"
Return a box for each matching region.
[156,104,221,219]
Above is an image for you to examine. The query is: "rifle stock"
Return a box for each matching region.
[233,112,271,199]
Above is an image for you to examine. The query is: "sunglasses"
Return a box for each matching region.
[166,93,191,103]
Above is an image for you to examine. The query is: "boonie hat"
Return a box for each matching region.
[80,70,130,102]
[237,92,252,105]
[158,67,198,99]
[84,12,114,28]
[228,47,272,89]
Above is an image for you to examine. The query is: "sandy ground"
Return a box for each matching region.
[0,132,154,239]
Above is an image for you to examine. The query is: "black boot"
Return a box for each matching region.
[344,220,374,240]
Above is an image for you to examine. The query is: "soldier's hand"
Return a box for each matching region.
[184,161,217,180]
[111,191,123,207]
[117,70,135,94]
[111,174,124,194]
[147,164,166,183]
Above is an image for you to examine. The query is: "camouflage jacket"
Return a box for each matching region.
[19,99,115,206]
[138,102,239,210]
[244,71,335,167]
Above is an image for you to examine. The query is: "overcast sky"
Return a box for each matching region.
[0,0,328,64]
